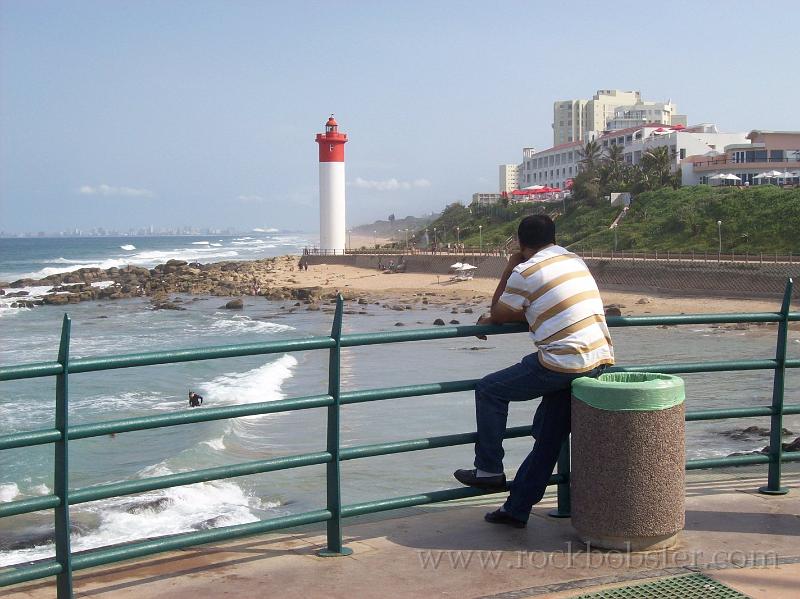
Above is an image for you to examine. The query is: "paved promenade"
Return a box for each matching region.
[4,465,799,599]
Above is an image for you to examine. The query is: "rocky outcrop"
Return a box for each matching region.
[6,257,300,310]
[224,298,244,310]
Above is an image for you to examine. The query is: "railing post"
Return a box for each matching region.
[318,295,352,556]
[548,439,571,518]
[55,314,74,598]
[759,278,793,496]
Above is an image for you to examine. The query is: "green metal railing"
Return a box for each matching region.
[0,279,798,597]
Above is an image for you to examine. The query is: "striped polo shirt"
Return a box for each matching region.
[498,244,614,373]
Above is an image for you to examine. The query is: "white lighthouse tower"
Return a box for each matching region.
[316,115,348,254]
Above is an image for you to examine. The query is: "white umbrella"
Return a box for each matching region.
[458,263,477,270]
[777,171,795,179]
[523,185,545,190]
[708,173,726,180]
[765,170,784,177]
[450,262,463,269]
[723,173,741,181]
[753,172,771,179]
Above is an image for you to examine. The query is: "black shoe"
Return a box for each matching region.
[453,469,507,491]
[484,509,526,529]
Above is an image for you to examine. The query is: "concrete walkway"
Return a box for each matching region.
[3,466,799,599]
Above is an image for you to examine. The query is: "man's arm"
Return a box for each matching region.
[477,252,529,328]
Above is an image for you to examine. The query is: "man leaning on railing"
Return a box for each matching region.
[454,215,615,528]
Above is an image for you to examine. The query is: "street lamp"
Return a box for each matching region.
[717,220,722,257]
[613,224,618,251]
[456,226,460,246]
[373,230,377,247]
[479,225,483,253]
[347,229,352,251]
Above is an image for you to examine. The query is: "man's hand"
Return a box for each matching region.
[476,313,492,340]
[507,251,526,269]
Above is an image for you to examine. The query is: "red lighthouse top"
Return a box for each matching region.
[315,114,347,162]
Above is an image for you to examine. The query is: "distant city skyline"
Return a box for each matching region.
[1,1,798,233]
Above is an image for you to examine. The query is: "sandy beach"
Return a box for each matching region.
[274,259,787,317]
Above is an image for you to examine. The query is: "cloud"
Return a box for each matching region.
[237,194,266,203]
[349,177,431,191]
[78,184,154,198]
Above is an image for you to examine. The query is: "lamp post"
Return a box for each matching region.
[425,228,429,252]
[613,224,618,251]
[347,229,351,251]
[479,225,483,254]
[433,227,437,253]
[717,220,722,258]
[373,230,377,247]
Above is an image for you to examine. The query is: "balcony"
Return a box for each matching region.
[690,157,800,172]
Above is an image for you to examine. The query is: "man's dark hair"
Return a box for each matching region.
[517,215,556,250]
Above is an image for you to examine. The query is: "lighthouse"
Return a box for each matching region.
[315,115,348,253]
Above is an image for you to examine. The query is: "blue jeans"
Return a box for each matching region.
[473,352,605,523]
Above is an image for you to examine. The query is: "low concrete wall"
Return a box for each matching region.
[304,254,799,299]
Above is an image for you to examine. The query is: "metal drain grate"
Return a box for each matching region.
[573,573,750,599]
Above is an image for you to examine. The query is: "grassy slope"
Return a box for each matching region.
[417,187,800,253]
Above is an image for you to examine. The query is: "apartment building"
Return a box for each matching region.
[499,164,520,193]
[552,90,685,146]
[553,90,640,145]
[607,101,686,131]
[519,141,583,190]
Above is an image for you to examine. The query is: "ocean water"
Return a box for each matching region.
[1,237,799,567]
[0,233,311,283]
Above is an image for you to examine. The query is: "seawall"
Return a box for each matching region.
[304,254,799,299]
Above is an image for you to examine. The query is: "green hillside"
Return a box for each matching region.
[410,187,800,253]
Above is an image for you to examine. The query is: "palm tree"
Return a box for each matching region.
[578,140,603,173]
[601,144,627,192]
[640,146,673,190]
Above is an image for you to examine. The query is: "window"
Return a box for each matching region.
[770,150,785,162]
[679,148,686,159]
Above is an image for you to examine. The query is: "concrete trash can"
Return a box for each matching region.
[571,372,685,551]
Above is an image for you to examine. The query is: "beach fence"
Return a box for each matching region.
[0,280,799,598]
[306,252,800,299]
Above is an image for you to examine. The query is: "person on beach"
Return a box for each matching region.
[188,391,203,408]
[454,215,614,528]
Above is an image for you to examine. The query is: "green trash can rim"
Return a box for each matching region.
[572,372,685,411]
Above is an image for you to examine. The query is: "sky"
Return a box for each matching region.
[1,0,798,234]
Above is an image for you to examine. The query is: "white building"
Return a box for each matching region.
[520,141,583,190]
[553,90,685,146]
[471,193,503,206]
[607,101,686,131]
[499,164,520,193]
[619,124,747,170]
[553,90,641,145]
[518,123,746,191]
